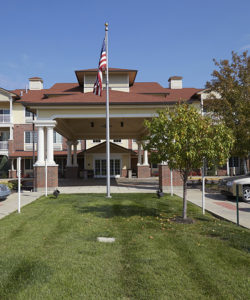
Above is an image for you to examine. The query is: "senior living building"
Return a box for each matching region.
[0,67,243,191]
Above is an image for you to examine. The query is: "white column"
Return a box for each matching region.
[9,126,13,140]
[11,159,15,170]
[226,159,230,176]
[137,141,142,166]
[9,96,13,123]
[73,141,78,167]
[35,126,45,166]
[9,96,13,140]
[47,126,56,165]
[66,141,72,167]
[143,149,149,166]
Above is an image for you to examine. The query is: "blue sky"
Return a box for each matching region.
[0,0,249,90]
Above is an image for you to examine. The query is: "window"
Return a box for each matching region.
[0,109,10,115]
[0,109,10,122]
[93,139,101,143]
[229,157,239,168]
[113,139,121,143]
[0,131,10,141]
[53,132,63,143]
[25,109,32,117]
[25,159,33,170]
[25,131,37,143]
[25,108,36,118]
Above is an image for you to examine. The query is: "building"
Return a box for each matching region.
[1,68,217,191]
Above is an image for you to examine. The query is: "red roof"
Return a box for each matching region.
[163,88,202,101]
[130,82,167,94]
[9,150,81,158]
[18,90,170,105]
[16,84,201,106]
[49,83,81,92]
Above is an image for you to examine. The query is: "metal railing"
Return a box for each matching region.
[0,141,8,150]
[0,114,10,123]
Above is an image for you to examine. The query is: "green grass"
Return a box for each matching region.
[0,193,250,300]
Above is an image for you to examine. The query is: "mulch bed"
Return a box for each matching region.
[171,216,195,224]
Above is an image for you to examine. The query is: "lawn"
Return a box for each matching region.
[0,193,249,300]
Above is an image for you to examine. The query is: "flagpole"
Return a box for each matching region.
[105,22,111,198]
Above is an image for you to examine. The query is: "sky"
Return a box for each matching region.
[0,0,249,90]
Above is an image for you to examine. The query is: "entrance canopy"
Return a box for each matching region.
[16,68,201,141]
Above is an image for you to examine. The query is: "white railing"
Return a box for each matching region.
[0,141,8,150]
[0,115,10,123]
[53,143,63,151]
[25,143,37,151]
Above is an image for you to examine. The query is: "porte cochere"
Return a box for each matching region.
[8,68,202,191]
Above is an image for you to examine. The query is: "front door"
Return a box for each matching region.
[94,159,121,177]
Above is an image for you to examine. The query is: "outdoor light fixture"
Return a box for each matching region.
[120,122,124,127]
[91,122,94,127]
[53,189,60,198]
[157,189,164,198]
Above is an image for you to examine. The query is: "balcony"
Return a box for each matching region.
[0,141,8,150]
[0,114,10,123]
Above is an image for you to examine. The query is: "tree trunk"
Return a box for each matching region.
[182,173,188,219]
[243,158,248,174]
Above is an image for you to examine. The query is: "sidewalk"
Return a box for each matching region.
[0,191,43,220]
[174,188,250,229]
[1,184,249,230]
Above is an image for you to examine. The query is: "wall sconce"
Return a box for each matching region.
[120,122,124,127]
[91,122,94,127]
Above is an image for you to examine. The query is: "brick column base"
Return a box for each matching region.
[8,140,14,155]
[9,170,17,178]
[159,164,183,192]
[137,165,151,178]
[65,166,78,178]
[34,165,58,192]
[121,169,128,177]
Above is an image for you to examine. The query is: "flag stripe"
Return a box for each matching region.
[93,40,106,96]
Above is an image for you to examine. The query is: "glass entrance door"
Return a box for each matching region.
[94,159,121,177]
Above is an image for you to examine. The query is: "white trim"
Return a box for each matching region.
[37,113,158,120]
[34,119,57,127]
[28,104,164,110]
[93,155,122,178]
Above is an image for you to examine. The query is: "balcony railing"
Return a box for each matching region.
[0,114,10,123]
[0,141,8,150]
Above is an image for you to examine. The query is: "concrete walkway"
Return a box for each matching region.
[174,188,250,229]
[0,191,43,220]
[0,179,249,230]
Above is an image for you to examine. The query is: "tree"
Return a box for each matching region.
[205,51,250,173]
[145,104,234,220]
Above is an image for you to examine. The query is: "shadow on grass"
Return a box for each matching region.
[0,258,50,299]
[73,204,160,219]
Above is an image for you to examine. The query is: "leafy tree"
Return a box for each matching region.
[205,51,250,172]
[145,104,234,219]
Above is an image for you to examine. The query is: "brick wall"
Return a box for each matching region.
[13,124,36,151]
[34,165,58,191]
[8,140,14,155]
[217,169,227,176]
[137,165,151,178]
[128,139,132,150]
[121,169,128,177]
[159,165,183,190]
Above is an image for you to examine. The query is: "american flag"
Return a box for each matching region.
[93,39,107,96]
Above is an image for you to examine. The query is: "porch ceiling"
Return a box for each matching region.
[55,117,149,140]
